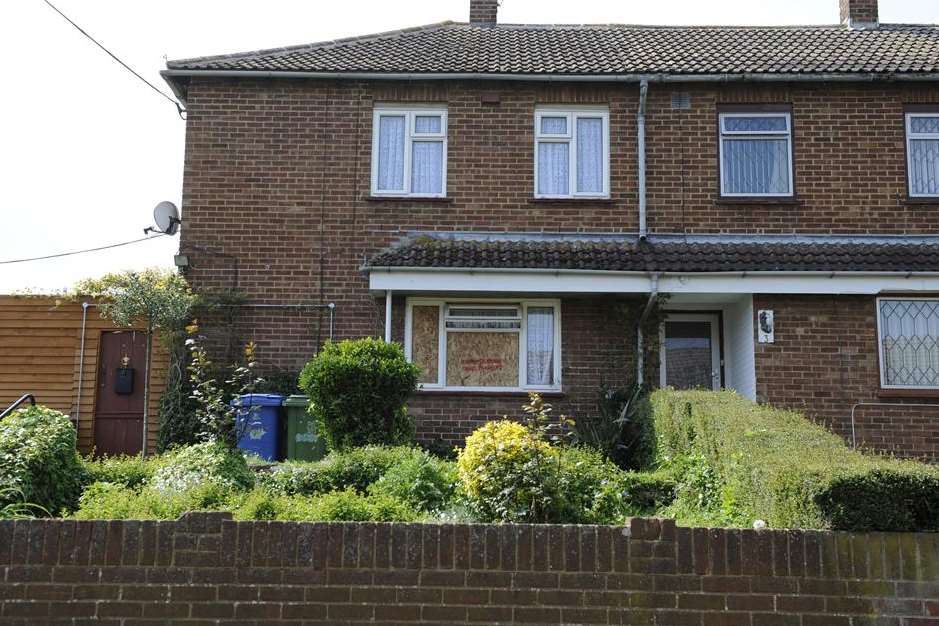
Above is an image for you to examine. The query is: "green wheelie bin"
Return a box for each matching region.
[282,395,327,461]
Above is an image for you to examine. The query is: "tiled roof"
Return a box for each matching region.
[166,22,939,76]
[366,236,939,273]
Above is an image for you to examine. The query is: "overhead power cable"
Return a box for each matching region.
[40,0,186,118]
[0,234,167,265]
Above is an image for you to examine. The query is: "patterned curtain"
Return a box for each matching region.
[910,139,939,196]
[722,138,789,194]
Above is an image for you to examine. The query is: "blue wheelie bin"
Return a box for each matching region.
[232,393,285,462]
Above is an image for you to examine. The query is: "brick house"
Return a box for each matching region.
[162,0,939,460]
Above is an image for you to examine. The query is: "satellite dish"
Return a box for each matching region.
[152,201,180,235]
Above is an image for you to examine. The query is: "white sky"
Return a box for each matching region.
[1,0,935,293]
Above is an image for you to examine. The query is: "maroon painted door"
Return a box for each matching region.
[93,331,147,456]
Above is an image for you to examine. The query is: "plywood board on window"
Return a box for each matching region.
[411,305,439,384]
[446,331,519,388]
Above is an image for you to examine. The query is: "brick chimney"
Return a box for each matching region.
[840,0,879,28]
[470,0,499,25]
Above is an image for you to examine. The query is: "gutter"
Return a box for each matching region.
[160,69,939,105]
[637,79,649,240]
[362,266,939,278]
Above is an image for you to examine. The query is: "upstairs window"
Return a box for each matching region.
[371,106,447,197]
[535,108,609,198]
[878,298,939,389]
[405,299,561,391]
[906,113,939,197]
[719,112,793,197]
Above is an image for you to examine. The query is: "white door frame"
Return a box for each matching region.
[659,313,723,390]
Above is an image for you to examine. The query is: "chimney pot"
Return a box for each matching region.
[840,0,879,28]
[470,0,499,25]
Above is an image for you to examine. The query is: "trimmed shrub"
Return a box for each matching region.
[298,338,419,449]
[0,405,83,515]
[457,421,632,524]
[620,470,677,516]
[647,390,939,531]
[259,446,426,496]
[151,441,254,494]
[81,454,158,489]
[367,452,457,512]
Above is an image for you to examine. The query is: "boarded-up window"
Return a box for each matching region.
[411,305,440,384]
[407,300,559,390]
[446,331,519,387]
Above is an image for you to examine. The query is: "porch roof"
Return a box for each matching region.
[366,233,939,274]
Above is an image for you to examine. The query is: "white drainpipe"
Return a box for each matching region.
[636,273,660,383]
[384,290,393,342]
[637,79,649,240]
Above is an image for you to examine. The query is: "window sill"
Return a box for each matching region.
[715,196,802,206]
[877,388,939,399]
[365,195,454,204]
[530,197,614,204]
[415,388,565,399]
[900,197,939,206]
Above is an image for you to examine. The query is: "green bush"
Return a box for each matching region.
[298,338,419,449]
[260,445,426,496]
[230,488,419,522]
[71,481,230,520]
[457,421,631,524]
[620,469,677,516]
[647,390,939,531]
[151,441,254,494]
[81,454,159,489]
[574,384,655,470]
[367,451,457,512]
[0,405,83,515]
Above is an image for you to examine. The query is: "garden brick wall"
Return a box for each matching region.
[3,512,939,625]
[754,294,939,464]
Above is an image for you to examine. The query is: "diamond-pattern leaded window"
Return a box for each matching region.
[879,298,939,388]
[719,112,793,197]
[907,113,939,197]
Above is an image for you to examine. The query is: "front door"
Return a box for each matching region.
[93,331,147,456]
[660,313,722,390]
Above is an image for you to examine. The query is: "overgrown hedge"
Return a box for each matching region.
[0,406,83,515]
[646,390,939,531]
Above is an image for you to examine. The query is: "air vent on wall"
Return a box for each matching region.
[671,92,691,110]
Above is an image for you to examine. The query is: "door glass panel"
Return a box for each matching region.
[664,321,714,389]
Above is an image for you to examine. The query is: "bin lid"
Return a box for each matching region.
[283,395,310,407]
[232,393,286,407]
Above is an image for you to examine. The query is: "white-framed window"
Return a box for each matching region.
[718,111,794,197]
[404,298,562,392]
[906,112,939,197]
[877,297,939,389]
[534,107,610,198]
[371,106,447,197]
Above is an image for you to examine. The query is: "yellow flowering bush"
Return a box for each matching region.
[458,420,561,522]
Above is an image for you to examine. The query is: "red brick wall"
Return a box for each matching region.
[179,77,939,448]
[399,297,640,448]
[3,512,938,625]
[841,0,879,24]
[754,294,939,463]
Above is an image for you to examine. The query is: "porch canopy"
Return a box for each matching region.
[365,232,939,296]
